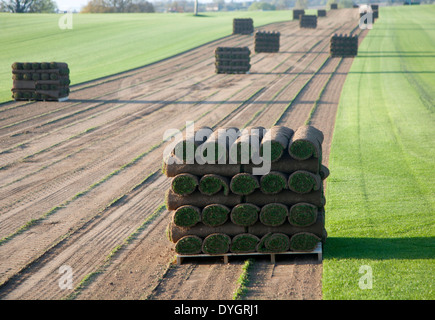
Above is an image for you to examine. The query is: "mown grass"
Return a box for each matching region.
[323,5,435,299]
[0,10,294,103]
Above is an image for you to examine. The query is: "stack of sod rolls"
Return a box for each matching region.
[233,18,254,35]
[299,15,318,29]
[11,62,70,101]
[317,9,327,17]
[371,4,379,19]
[293,9,305,20]
[330,3,338,9]
[215,47,251,74]
[254,31,280,53]
[330,34,358,57]
[163,125,329,256]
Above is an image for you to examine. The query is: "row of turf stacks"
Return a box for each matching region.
[163,125,329,256]
[330,34,358,57]
[11,62,70,101]
[215,47,251,74]
[293,9,305,20]
[233,18,254,35]
[330,3,338,9]
[371,4,379,19]
[254,31,280,53]
[300,15,318,29]
[317,9,327,17]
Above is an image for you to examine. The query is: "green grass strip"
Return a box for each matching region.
[232,259,255,300]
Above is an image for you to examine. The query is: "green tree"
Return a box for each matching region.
[81,0,154,13]
[249,1,276,10]
[294,0,307,9]
[28,0,57,12]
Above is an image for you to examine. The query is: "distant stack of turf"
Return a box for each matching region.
[299,15,318,29]
[371,4,379,19]
[293,9,305,20]
[330,3,338,9]
[330,34,358,57]
[254,31,280,53]
[11,62,70,101]
[215,47,251,74]
[317,9,327,17]
[233,18,254,35]
[163,125,329,256]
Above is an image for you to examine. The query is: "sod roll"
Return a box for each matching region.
[289,232,321,252]
[167,221,245,243]
[260,126,294,162]
[245,189,325,207]
[288,203,318,227]
[230,173,260,195]
[288,170,322,194]
[172,205,201,228]
[288,125,324,160]
[162,155,241,177]
[202,233,231,254]
[165,189,242,211]
[230,233,260,253]
[199,127,240,163]
[175,235,203,254]
[229,126,265,164]
[320,164,330,180]
[171,173,199,195]
[259,203,288,226]
[230,203,260,227]
[199,174,230,196]
[201,204,230,227]
[260,171,288,194]
[257,233,290,253]
[172,126,213,162]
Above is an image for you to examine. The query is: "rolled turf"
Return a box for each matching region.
[230,173,260,195]
[201,204,230,227]
[288,125,324,160]
[199,127,240,163]
[230,233,260,253]
[172,126,213,163]
[165,189,242,210]
[167,221,245,243]
[289,232,321,252]
[162,155,241,178]
[172,205,201,228]
[175,235,203,255]
[259,203,288,226]
[229,126,265,164]
[171,173,199,195]
[199,174,230,196]
[202,233,231,254]
[257,232,290,253]
[245,189,325,207]
[320,164,330,180]
[230,203,260,226]
[260,171,288,194]
[260,126,294,162]
[288,170,321,194]
[288,203,318,227]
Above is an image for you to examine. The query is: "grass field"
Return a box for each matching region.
[0,10,300,103]
[323,5,435,299]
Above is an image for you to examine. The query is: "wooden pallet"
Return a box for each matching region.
[176,243,322,265]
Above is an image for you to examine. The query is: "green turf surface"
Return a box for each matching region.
[323,5,435,300]
[0,10,294,103]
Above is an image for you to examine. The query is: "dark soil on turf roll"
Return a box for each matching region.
[199,127,240,164]
[288,125,324,160]
[260,171,288,194]
[230,203,260,227]
[172,126,213,162]
[320,164,330,180]
[165,189,242,210]
[171,173,199,195]
[201,204,230,227]
[202,233,231,254]
[230,233,260,253]
[199,174,230,196]
[162,155,241,178]
[256,233,290,253]
[288,170,322,194]
[230,173,260,195]
[288,203,318,227]
[172,205,201,228]
[229,126,265,164]
[167,221,245,243]
[260,126,294,162]
[245,189,325,207]
[289,232,322,252]
[175,235,203,254]
[259,203,288,226]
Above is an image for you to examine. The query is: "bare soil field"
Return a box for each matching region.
[0,9,367,300]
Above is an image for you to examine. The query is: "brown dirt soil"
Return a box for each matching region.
[0,9,367,300]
